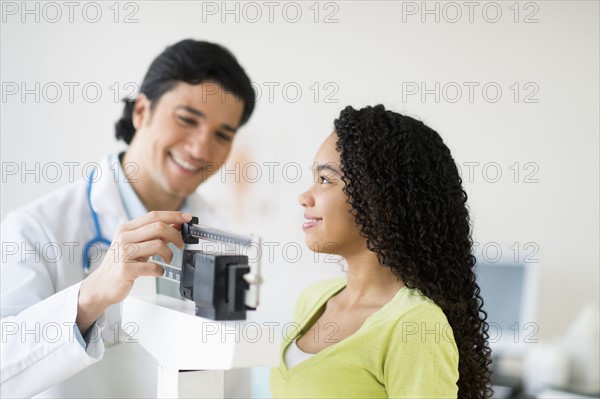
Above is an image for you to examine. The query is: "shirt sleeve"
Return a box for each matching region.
[383,304,460,399]
[74,318,104,350]
[73,323,88,349]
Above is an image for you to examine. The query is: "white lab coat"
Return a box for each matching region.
[0,156,225,398]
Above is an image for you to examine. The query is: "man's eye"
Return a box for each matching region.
[216,131,232,142]
[177,116,196,125]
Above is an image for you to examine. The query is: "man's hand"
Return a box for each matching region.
[76,211,192,334]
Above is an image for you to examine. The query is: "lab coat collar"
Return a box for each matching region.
[89,155,129,237]
[112,153,149,220]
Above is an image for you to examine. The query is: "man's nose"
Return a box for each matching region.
[188,129,212,160]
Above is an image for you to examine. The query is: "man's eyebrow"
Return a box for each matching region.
[316,163,341,175]
[176,105,238,133]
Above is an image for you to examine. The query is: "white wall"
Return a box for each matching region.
[2,0,598,358]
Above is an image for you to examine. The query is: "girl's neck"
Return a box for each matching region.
[338,250,404,308]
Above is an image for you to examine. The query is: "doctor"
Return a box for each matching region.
[0,39,255,398]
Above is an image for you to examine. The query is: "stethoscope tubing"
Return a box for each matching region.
[82,167,111,274]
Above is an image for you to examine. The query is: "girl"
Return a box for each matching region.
[270,105,493,399]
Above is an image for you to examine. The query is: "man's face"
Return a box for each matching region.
[129,81,245,200]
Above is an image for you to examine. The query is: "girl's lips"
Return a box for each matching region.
[302,217,322,230]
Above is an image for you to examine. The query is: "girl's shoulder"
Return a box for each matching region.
[388,287,451,324]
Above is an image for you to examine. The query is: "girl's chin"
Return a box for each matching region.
[306,240,340,255]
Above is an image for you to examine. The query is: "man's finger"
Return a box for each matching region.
[126,239,174,264]
[120,211,192,232]
[123,222,185,249]
[131,261,165,278]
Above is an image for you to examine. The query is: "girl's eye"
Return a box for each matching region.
[319,175,331,184]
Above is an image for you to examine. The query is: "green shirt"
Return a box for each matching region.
[270,278,459,398]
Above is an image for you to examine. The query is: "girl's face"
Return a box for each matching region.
[298,134,368,257]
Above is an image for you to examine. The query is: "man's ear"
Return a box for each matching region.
[132,93,150,130]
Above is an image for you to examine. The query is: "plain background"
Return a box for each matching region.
[1,0,599,394]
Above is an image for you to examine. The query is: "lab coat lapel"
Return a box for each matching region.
[87,156,130,345]
[89,156,130,241]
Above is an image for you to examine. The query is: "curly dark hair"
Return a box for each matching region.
[333,105,493,399]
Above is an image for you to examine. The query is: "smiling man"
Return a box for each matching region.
[123,82,245,210]
[0,40,255,398]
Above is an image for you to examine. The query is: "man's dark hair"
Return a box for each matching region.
[115,39,255,144]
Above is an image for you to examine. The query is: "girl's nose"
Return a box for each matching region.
[298,189,315,208]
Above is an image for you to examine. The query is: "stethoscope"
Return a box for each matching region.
[82,167,111,274]
[82,166,132,346]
